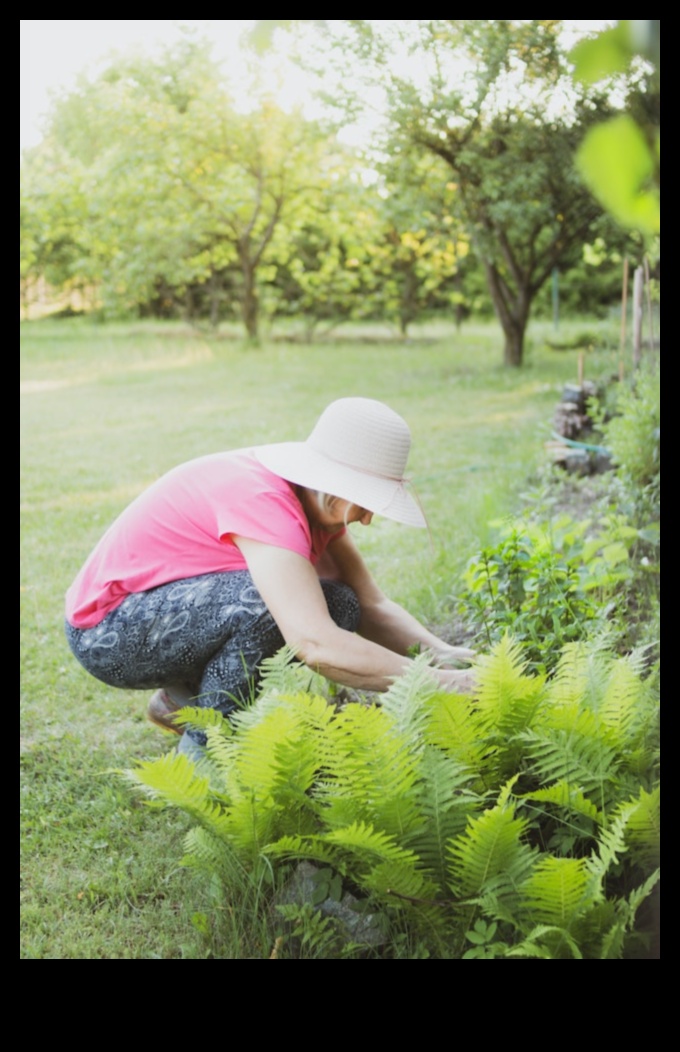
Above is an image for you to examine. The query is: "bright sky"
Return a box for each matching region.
[20,20,299,152]
[20,20,613,154]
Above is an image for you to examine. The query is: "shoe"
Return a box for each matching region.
[147,689,185,735]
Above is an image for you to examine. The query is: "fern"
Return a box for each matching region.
[317,702,422,841]
[520,856,591,926]
[406,748,481,891]
[519,781,602,824]
[474,633,546,741]
[505,923,584,960]
[171,705,233,734]
[122,631,658,958]
[623,786,660,869]
[423,690,489,773]
[584,802,635,902]
[519,706,620,806]
[447,779,537,901]
[380,653,441,744]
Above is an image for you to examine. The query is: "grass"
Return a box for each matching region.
[20,313,626,958]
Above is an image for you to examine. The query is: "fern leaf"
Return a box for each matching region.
[520,780,602,823]
[506,923,584,960]
[172,705,233,734]
[447,785,536,899]
[474,633,545,736]
[361,859,438,904]
[520,856,591,926]
[423,690,489,771]
[519,712,619,800]
[318,703,422,840]
[622,786,660,869]
[264,834,343,870]
[321,820,421,869]
[380,652,441,743]
[125,751,211,810]
[406,748,480,891]
[585,802,636,900]
[256,644,330,698]
[598,656,650,749]
[549,641,608,711]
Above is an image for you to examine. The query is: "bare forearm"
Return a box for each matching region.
[295,623,472,693]
[357,598,474,664]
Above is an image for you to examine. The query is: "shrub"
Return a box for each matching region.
[124,640,659,959]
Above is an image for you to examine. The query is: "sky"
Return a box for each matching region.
[20,20,613,154]
[20,20,298,153]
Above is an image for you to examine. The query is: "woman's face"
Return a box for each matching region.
[300,490,374,532]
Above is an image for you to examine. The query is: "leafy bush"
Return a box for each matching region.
[125,640,659,959]
[597,364,660,499]
[455,509,649,674]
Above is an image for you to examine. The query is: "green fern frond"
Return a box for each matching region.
[318,703,421,840]
[380,653,441,742]
[406,748,481,891]
[599,918,627,959]
[447,786,536,899]
[264,834,343,871]
[519,781,602,823]
[256,643,330,698]
[183,825,231,872]
[125,751,238,842]
[548,641,609,711]
[598,657,649,747]
[621,787,660,869]
[474,634,542,726]
[519,710,619,801]
[230,702,309,799]
[361,859,439,905]
[171,705,233,734]
[125,751,212,811]
[321,820,421,870]
[585,801,636,900]
[519,856,591,927]
[423,691,489,771]
[505,923,584,960]
[594,869,659,959]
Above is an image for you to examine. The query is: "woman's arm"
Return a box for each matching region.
[233,536,474,693]
[324,530,476,666]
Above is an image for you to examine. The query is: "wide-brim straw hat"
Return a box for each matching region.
[253,397,427,528]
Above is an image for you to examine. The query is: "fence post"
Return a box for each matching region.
[619,256,629,381]
[633,265,644,368]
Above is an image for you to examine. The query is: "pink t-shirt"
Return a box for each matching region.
[65,450,343,628]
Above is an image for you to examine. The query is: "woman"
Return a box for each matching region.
[65,397,475,757]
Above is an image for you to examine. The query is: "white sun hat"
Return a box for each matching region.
[253,397,427,528]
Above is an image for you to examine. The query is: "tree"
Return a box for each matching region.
[287,20,637,364]
[29,36,343,338]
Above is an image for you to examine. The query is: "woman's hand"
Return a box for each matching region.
[438,667,477,695]
[431,643,477,667]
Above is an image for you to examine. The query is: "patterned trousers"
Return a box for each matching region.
[65,571,360,742]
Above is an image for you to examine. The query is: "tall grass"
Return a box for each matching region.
[20,314,622,958]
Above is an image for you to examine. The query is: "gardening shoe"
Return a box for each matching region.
[147,689,185,735]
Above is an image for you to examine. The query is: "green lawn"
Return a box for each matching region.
[20,314,623,958]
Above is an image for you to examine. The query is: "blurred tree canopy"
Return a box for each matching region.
[20,23,655,354]
[287,19,651,364]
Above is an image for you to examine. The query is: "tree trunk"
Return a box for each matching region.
[241,260,259,341]
[484,261,530,367]
[502,324,525,368]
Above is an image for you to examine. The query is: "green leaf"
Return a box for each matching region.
[569,23,634,84]
[576,115,660,235]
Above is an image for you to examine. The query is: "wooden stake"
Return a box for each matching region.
[644,255,655,353]
[619,256,629,381]
[577,350,585,386]
[633,265,644,368]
